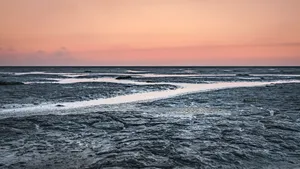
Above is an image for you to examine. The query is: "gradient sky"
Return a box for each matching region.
[0,0,300,66]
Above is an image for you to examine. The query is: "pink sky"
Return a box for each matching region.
[0,0,300,66]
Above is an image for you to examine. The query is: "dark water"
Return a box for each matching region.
[0,67,300,169]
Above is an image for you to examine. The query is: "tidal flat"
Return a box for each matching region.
[0,67,300,169]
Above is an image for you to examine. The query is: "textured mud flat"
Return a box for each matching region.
[0,82,176,108]
[1,82,300,169]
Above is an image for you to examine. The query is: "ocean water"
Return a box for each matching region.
[0,67,300,169]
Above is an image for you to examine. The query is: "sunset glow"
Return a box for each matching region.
[0,0,300,65]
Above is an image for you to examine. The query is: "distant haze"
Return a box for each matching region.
[0,0,300,66]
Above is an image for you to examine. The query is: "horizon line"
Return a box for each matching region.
[1,65,300,68]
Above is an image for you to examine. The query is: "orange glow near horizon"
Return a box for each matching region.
[0,0,300,66]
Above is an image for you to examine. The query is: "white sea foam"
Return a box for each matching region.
[126,70,148,73]
[1,78,300,117]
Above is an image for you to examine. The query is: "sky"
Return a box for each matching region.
[0,0,300,66]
